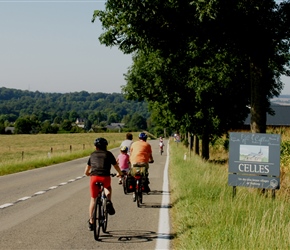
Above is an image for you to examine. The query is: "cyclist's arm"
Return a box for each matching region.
[149,153,154,163]
[113,163,123,176]
[84,165,91,176]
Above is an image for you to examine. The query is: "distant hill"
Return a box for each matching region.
[0,87,150,123]
[271,95,290,106]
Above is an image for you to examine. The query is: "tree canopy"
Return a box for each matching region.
[0,87,151,134]
[93,0,290,159]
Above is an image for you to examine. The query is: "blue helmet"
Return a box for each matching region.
[138,132,147,141]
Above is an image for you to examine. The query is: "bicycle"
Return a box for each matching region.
[132,161,153,208]
[133,171,144,207]
[92,173,116,241]
[159,142,164,155]
[121,170,128,194]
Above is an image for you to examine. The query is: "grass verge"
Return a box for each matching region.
[169,140,290,250]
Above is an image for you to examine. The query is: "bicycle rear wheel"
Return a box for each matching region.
[136,180,143,207]
[93,198,101,241]
[102,198,108,233]
[122,175,128,194]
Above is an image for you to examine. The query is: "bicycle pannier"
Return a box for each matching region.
[126,175,136,193]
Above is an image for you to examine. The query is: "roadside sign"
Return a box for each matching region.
[228,132,280,190]
[228,174,280,189]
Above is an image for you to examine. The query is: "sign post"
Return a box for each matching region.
[228,132,280,198]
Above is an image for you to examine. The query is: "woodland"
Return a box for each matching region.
[0,87,154,134]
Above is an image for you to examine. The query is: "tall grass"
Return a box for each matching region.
[169,139,290,250]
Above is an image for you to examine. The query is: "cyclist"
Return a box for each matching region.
[120,132,133,155]
[129,132,154,199]
[159,137,164,152]
[116,146,130,184]
[84,137,123,231]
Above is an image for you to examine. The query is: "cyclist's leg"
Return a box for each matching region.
[144,164,150,192]
[89,197,96,224]
[102,176,112,200]
[89,176,101,224]
[102,176,115,215]
[105,186,112,200]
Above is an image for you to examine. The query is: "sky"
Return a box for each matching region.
[1,0,290,95]
[1,0,132,94]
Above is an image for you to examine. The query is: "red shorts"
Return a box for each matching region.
[90,176,111,198]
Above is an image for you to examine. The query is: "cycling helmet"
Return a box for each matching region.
[120,146,128,152]
[94,137,108,148]
[138,132,147,141]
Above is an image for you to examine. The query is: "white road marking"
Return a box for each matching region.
[0,175,85,209]
[0,203,13,209]
[18,196,31,201]
[34,191,46,195]
[155,142,171,250]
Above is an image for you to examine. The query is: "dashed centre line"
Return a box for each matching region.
[0,203,13,209]
[0,175,85,209]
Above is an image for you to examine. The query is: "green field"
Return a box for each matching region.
[0,133,140,175]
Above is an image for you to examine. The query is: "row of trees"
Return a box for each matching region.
[93,0,290,159]
[0,88,163,134]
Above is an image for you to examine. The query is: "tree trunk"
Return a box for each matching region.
[194,135,199,155]
[188,132,193,151]
[250,60,267,133]
[201,132,209,160]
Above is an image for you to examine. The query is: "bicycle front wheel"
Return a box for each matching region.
[93,198,101,241]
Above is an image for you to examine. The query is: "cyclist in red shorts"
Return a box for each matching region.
[84,137,123,231]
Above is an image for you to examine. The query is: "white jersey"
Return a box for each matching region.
[120,139,133,155]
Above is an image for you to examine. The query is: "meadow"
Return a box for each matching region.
[0,133,140,176]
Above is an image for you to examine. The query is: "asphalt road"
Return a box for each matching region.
[0,140,171,250]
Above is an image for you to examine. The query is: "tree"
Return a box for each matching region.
[53,116,62,124]
[126,113,147,130]
[69,110,79,122]
[14,117,40,134]
[41,120,59,134]
[107,112,120,124]
[93,0,290,159]
[0,121,5,134]
[60,119,72,132]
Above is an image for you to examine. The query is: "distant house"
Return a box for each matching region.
[244,105,290,127]
[105,123,125,131]
[75,118,86,128]
[5,127,15,134]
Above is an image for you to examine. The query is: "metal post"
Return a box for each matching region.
[232,186,236,199]
[272,189,276,200]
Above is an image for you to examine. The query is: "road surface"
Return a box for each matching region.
[0,139,171,249]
